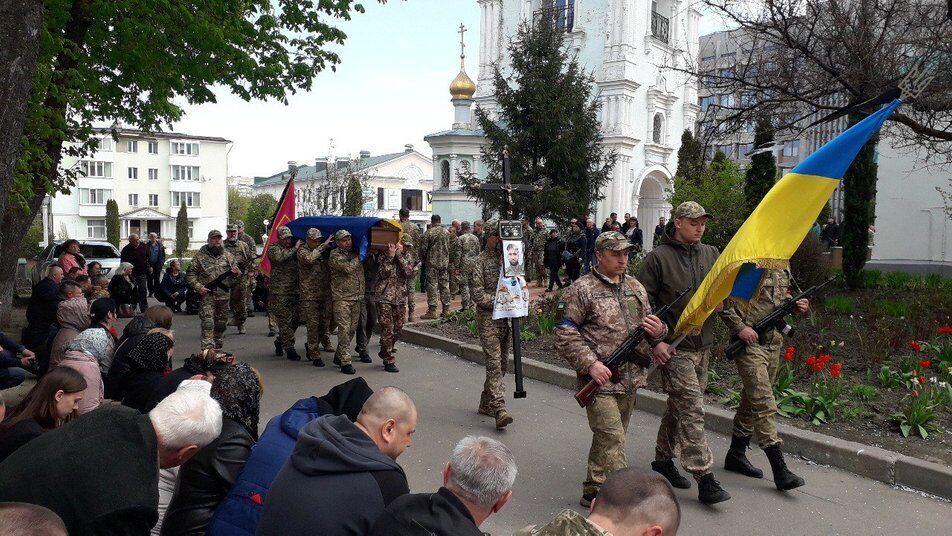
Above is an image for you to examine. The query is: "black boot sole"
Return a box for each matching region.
[724,453,764,479]
[775,476,806,491]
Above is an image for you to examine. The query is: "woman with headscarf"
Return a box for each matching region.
[0,367,87,462]
[48,295,91,368]
[145,348,234,410]
[115,329,174,413]
[57,326,111,415]
[57,239,88,277]
[108,262,137,316]
[84,298,119,372]
[162,363,262,535]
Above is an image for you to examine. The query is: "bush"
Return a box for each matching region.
[877,299,907,318]
[862,269,882,288]
[790,233,832,288]
[823,295,855,315]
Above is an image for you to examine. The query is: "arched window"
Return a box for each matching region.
[652,113,664,144]
[440,160,451,188]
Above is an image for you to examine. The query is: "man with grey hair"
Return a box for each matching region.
[370,435,516,535]
[121,232,151,312]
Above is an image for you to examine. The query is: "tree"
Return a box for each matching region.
[18,214,44,260]
[0,0,389,326]
[675,130,704,185]
[228,187,250,226]
[105,199,120,248]
[743,115,777,217]
[342,174,365,216]
[298,158,370,216]
[669,152,747,251]
[175,204,189,258]
[690,0,952,287]
[460,15,614,224]
[245,194,277,245]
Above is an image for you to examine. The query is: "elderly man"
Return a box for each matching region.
[268,226,301,361]
[370,436,516,536]
[0,389,222,535]
[23,266,64,375]
[120,233,151,313]
[259,387,416,536]
[186,230,238,349]
[145,233,165,299]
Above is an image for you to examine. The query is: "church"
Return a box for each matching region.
[426,0,701,243]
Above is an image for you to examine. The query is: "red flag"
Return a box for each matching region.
[259,177,296,275]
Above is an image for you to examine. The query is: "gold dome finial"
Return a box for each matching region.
[450,23,476,100]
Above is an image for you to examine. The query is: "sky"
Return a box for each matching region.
[171,0,731,178]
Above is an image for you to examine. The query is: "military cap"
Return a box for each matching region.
[595,231,635,251]
[485,219,500,237]
[400,235,413,247]
[226,224,238,232]
[277,226,293,239]
[335,229,352,240]
[306,228,322,240]
[207,229,223,238]
[235,220,245,227]
[672,201,714,220]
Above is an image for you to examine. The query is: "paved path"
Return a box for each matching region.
[163,309,950,536]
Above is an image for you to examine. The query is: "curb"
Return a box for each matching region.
[399,325,952,501]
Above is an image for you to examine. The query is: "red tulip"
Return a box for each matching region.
[912,389,919,397]
[784,346,796,361]
[805,356,817,366]
[819,354,831,365]
[910,340,922,352]
[920,360,931,369]
[937,326,952,335]
[919,376,926,385]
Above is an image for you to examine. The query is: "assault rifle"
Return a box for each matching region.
[574,288,690,408]
[724,274,840,360]
[204,254,262,293]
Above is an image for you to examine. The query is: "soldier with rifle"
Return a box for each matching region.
[554,231,666,508]
[186,229,239,349]
[225,224,255,334]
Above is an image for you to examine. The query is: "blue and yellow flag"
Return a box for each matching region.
[674,99,902,337]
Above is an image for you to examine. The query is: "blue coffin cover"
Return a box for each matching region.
[286,216,383,260]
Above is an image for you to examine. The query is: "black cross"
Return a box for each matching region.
[478,147,537,219]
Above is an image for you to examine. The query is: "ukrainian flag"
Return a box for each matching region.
[674,99,902,337]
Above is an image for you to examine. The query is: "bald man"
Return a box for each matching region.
[0,502,68,536]
[259,387,416,536]
[517,468,680,536]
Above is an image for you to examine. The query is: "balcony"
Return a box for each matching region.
[534,4,574,33]
[651,11,670,44]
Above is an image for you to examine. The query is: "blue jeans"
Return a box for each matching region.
[0,367,26,390]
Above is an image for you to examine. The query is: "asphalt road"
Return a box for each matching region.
[10,306,950,535]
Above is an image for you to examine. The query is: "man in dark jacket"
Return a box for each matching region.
[257,387,416,536]
[121,233,151,313]
[370,436,516,536]
[146,233,166,298]
[0,332,35,390]
[0,390,222,536]
[583,218,600,274]
[22,266,65,375]
[638,201,730,505]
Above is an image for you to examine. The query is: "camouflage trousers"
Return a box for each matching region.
[425,266,450,310]
[199,297,229,349]
[584,391,637,496]
[301,297,333,356]
[268,312,277,334]
[229,278,250,328]
[333,299,361,365]
[375,302,406,364]
[449,268,459,296]
[405,275,416,315]
[270,293,299,350]
[655,348,714,476]
[458,270,473,310]
[733,343,782,448]
[476,309,511,414]
[531,250,546,285]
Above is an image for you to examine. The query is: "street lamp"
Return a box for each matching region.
[262,219,270,246]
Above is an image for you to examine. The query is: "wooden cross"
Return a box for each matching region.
[478,147,537,219]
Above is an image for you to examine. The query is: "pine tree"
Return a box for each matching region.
[842,114,879,288]
[175,204,189,257]
[342,174,364,216]
[461,15,614,224]
[743,115,777,217]
[105,199,120,248]
[675,130,704,185]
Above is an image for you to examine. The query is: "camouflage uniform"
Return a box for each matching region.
[458,231,480,310]
[555,236,666,498]
[267,235,300,351]
[514,509,611,536]
[400,219,422,318]
[355,255,378,359]
[224,231,254,331]
[374,248,414,364]
[297,229,333,359]
[720,268,792,448]
[237,226,258,313]
[419,223,451,315]
[522,224,534,281]
[186,240,236,349]
[530,224,548,286]
[329,236,365,366]
[468,236,512,426]
[448,231,461,296]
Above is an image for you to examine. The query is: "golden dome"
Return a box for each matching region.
[450,69,476,100]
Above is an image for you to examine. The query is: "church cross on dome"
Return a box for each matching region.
[458,23,467,68]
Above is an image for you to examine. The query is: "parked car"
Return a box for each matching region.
[28,240,122,287]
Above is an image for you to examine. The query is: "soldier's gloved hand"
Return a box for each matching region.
[738,326,758,345]
[653,342,674,366]
[198,287,209,296]
[642,314,664,338]
[589,360,612,385]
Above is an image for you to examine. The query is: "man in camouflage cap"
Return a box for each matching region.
[555,231,667,507]
[224,223,255,334]
[398,208,421,321]
[372,235,415,372]
[186,229,239,349]
[329,229,365,374]
[297,228,335,367]
[466,219,515,430]
[638,201,731,505]
[235,220,258,317]
[515,468,681,536]
[268,225,302,361]
[419,214,451,319]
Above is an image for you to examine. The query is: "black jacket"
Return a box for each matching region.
[162,418,254,536]
[0,406,159,536]
[109,276,137,306]
[105,316,157,399]
[25,277,61,332]
[118,369,167,413]
[0,418,46,463]
[257,414,409,536]
[160,271,187,299]
[544,238,565,269]
[565,232,587,261]
[369,487,483,536]
[120,242,150,276]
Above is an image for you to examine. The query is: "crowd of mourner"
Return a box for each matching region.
[0,202,827,535]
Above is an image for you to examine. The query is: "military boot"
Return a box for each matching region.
[764,445,805,491]
[274,339,283,356]
[384,363,399,373]
[420,308,439,320]
[407,309,415,322]
[357,353,373,363]
[697,473,731,504]
[579,491,597,508]
[495,409,513,430]
[285,347,301,361]
[651,460,692,489]
[440,306,450,319]
[340,364,356,375]
[724,435,764,478]
[237,325,246,335]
